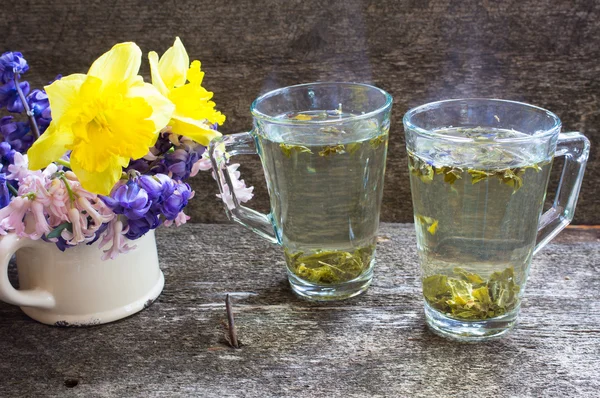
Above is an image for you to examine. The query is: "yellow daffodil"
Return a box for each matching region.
[27,42,175,195]
[149,37,224,146]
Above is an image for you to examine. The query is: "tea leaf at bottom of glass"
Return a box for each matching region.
[423,266,520,321]
[285,245,374,285]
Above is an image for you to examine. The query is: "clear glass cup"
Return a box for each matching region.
[209,82,393,300]
[403,99,590,341]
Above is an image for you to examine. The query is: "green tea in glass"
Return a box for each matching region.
[210,82,392,300]
[404,99,589,341]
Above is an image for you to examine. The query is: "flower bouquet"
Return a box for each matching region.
[0,38,253,260]
[0,38,253,325]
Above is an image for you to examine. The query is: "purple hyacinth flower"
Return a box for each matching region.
[114,181,151,220]
[0,79,30,113]
[160,182,192,220]
[154,133,174,154]
[125,210,162,240]
[0,116,34,152]
[126,158,151,175]
[164,144,206,180]
[0,173,10,209]
[149,160,169,175]
[103,180,151,220]
[27,89,51,133]
[86,222,109,246]
[0,52,29,84]
[138,175,164,201]
[0,141,16,169]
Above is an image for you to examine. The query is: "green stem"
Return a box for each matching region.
[59,174,77,205]
[13,76,40,139]
[56,158,71,168]
[7,183,19,196]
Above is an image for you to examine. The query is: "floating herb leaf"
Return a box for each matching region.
[408,152,434,183]
[369,134,387,149]
[319,144,346,157]
[468,169,493,184]
[285,245,374,285]
[423,266,521,320]
[499,169,523,193]
[408,150,545,192]
[437,166,463,185]
[280,143,313,157]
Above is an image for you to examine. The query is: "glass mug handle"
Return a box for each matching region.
[534,132,590,254]
[208,132,279,244]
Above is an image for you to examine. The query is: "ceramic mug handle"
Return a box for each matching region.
[209,132,279,244]
[0,233,55,308]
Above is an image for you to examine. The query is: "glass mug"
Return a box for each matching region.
[404,99,589,341]
[209,82,392,300]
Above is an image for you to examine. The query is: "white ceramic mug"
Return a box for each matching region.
[0,230,164,326]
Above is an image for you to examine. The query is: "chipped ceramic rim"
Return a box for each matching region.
[403,98,562,143]
[250,82,393,126]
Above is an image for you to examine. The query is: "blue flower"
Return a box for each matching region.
[160,182,192,220]
[0,141,16,172]
[125,210,162,240]
[103,180,151,220]
[164,143,205,180]
[0,173,10,209]
[0,116,34,152]
[141,173,176,201]
[27,89,51,133]
[0,52,29,84]
[0,79,29,113]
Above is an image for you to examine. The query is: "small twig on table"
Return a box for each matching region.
[225,294,239,349]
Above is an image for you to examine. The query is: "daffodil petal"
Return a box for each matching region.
[149,51,169,96]
[169,115,222,146]
[158,37,190,89]
[27,122,74,170]
[187,60,205,85]
[127,81,175,133]
[88,42,142,88]
[43,74,86,122]
[70,154,125,196]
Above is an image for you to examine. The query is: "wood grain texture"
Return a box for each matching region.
[1,0,599,223]
[0,224,599,397]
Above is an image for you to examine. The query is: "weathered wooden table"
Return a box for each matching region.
[1,224,599,397]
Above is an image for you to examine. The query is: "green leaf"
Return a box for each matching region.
[499,169,524,193]
[280,143,313,157]
[454,267,485,285]
[468,169,493,184]
[46,222,72,239]
[424,266,521,321]
[318,144,346,157]
[369,134,387,149]
[441,167,463,185]
[285,245,375,285]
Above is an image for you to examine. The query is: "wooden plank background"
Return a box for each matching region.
[2,0,599,223]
